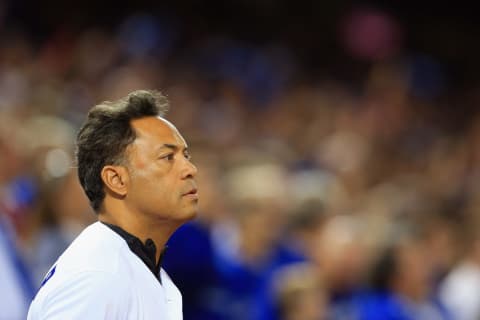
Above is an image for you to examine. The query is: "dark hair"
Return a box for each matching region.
[369,223,422,292]
[76,90,169,212]
[369,245,397,292]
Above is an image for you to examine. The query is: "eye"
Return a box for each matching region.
[184,151,192,160]
[161,153,175,161]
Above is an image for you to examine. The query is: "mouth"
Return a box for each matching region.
[182,188,198,198]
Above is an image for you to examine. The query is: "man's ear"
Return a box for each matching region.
[100,165,129,197]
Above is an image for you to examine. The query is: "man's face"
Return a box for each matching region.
[124,116,199,222]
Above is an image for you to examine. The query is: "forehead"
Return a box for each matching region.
[130,116,186,147]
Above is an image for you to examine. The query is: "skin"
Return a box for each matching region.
[391,240,431,302]
[98,116,199,263]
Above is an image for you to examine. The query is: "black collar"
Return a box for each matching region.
[101,222,167,284]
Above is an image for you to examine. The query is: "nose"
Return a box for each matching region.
[182,158,198,179]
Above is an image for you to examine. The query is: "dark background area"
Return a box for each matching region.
[3,1,479,85]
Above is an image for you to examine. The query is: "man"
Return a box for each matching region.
[28,90,199,319]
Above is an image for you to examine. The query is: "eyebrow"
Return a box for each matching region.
[157,143,188,152]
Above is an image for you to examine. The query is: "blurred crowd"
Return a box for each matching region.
[1,10,480,320]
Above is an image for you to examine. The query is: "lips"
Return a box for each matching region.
[182,188,198,196]
[186,188,197,195]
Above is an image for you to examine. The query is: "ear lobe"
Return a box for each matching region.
[101,165,128,197]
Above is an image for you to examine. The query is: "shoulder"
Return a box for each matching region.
[31,222,135,309]
[29,270,132,320]
[54,222,127,273]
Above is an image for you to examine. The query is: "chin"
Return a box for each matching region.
[188,208,199,220]
[178,207,199,222]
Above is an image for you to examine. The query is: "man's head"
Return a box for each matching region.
[76,90,198,221]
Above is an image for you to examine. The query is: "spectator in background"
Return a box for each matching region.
[208,158,305,320]
[0,114,36,320]
[274,262,328,320]
[311,214,372,320]
[0,216,35,320]
[283,199,328,264]
[361,224,452,320]
[439,193,480,320]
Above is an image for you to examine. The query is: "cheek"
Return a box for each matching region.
[150,175,179,203]
[135,178,176,213]
[130,162,180,200]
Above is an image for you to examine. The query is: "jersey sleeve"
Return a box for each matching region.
[28,270,132,320]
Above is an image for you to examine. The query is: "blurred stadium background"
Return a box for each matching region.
[1,1,480,319]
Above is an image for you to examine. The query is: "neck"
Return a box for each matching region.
[98,206,179,264]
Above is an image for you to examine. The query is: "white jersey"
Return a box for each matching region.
[27,222,182,320]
